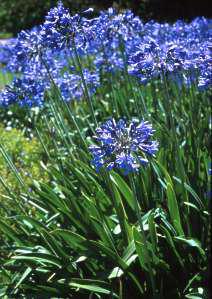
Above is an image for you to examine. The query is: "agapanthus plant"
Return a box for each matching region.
[89,118,158,174]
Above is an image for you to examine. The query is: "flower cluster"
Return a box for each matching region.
[56,69,100,100]
[0,2,211,107]
[0,39,15,66]
[0,77,46,107]
[7,27,44,73]
[127,19,212,87]
[40,1,79,50]
[89,119,158,174]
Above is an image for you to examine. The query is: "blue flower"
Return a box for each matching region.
[40,1,76,50]
[89,118,158,174]
[7,26,44,73]
[40,1,93,51]
[0,39,15,66]
[0,77,46,107]
[127,18,212,88]
[56,69,100,100]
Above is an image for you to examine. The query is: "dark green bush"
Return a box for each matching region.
[0,0,211,35]
[0,0,116,35]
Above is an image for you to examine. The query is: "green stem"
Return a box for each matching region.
[119,37,142,117]
[119,278,123,299]
[40,56,87,149]
[72,39,98,127]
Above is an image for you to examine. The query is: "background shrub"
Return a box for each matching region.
[0,0,211,35]
[0,125,48,214]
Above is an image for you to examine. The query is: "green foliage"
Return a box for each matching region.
[0,0,53,35]
[0,125,48,213]
[0,71,13,90]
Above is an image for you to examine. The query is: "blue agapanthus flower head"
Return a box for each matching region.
[0,39,15,67]
[56,69,100,100]
[40,1,94,51]
[0,77,46,107]
[89,118,158,174]
[40,1,77,50]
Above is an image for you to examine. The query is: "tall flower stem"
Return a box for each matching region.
[119,37,142,118]
[129,173,157,298]
[72,39,98,127]
[40,56,87,149]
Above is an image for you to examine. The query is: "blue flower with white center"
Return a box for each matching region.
[89,118,159,174]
